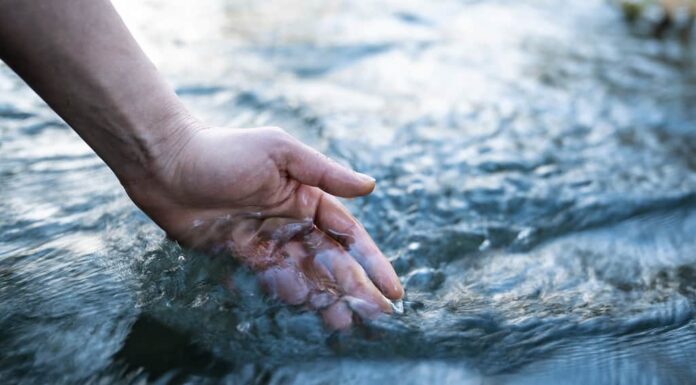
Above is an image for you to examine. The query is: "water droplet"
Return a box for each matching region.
[391,299,404,315]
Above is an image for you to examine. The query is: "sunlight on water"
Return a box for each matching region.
[1,0,696,384]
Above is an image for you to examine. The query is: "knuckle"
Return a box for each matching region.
[265,126,296,147]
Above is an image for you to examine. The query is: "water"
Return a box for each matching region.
[1,0,696,383]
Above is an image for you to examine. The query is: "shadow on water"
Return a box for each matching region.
[114,316,231,383]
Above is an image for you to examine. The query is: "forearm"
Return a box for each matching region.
[0,0,197,185]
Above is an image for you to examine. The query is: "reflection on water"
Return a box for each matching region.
[1,0,696,384]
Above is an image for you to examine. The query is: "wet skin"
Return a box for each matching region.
[0,0,403,329]
[126,125,404,328]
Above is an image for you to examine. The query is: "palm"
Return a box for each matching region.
[127,127,403,329]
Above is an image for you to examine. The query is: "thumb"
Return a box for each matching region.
[284,141,376,198]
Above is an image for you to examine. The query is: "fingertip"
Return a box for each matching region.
[356,172,375,185]
[286,141,376,197]
[322,301,353,330]
[349,250,403,301]
[353,172,375,194]
[367,262,404,301]
[382,279,405,301]
[334,172,375,198]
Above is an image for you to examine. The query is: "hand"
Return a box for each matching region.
[125,125,404,329]
[0,0,403,329]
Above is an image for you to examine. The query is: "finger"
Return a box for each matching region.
[225,217,312,269]
[258,264,309,305]
[321,300,353,330]
[259,239,342,308]
[254,233,377,330]
[284,140,375,198]
[315,194,404,300]
[304,230,392,318]
[257,241,310,305]
[262,186,403,300]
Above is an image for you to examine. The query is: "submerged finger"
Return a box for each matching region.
[304,230,391,318]
[258,264,310,306]
[258,239,342,309]
[314,194,404,300]
[321,300,353,330]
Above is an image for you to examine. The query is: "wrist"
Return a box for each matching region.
[115,106,204,195]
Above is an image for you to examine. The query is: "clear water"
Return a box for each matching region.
[2,0,696,384]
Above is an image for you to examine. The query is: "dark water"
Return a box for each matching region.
[2,0,696,384]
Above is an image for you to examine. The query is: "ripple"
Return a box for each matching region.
[1,0,696,383]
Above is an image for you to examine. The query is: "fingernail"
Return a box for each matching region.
[356,172,376,183]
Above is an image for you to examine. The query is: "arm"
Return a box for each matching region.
[0,0,192,184]
[0,0,403,329]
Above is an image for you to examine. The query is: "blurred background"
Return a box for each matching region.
[1,0,696,384]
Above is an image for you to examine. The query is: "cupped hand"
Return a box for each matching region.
[124,125,404,329]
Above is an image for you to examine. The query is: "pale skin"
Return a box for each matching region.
[0,0,403,329]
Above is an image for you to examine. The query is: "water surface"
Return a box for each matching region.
[1,0,696,384]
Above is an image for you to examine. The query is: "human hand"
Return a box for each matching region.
[0,0,403,329]
[125,125,404,329]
